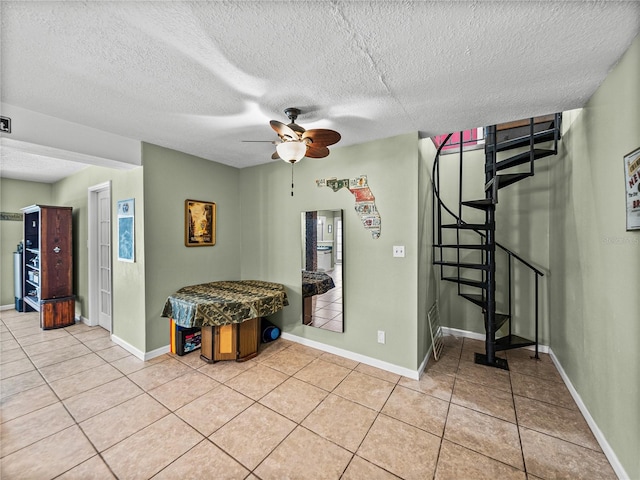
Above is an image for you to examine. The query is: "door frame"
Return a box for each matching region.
[88,181,112,330]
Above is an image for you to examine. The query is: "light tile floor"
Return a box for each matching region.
[0,309,617,479]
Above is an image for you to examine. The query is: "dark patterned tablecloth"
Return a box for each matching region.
[162,280,289,328]
[302,270,335,298]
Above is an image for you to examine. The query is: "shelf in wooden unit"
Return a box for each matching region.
[24,296,40,311]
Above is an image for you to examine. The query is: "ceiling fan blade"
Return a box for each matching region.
[288,122,306,134]
[241,140,276,143]
[270,120,299,141]
[271,151,281,160]
[302,129,341,147]
[305,145,330,158]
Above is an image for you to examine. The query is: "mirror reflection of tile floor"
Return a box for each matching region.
[0,309,617,479]
[309,263,343,332]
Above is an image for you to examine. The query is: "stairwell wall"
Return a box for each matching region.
[549,34,640,479]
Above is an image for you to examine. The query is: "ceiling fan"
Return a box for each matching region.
[268,107,341,164]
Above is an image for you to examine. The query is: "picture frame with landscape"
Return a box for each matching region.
[185,199,216,246]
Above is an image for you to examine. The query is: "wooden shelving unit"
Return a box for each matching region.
[22,205,75,329]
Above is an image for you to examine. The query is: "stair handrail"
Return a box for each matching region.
[431,132,545,278]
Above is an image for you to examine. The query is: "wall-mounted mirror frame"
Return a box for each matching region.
[301,209,343,332]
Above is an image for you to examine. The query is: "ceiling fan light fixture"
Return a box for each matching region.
[276,140,307,163]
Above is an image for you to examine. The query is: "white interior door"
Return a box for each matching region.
[97,189,112,330]
[88,182,112,331]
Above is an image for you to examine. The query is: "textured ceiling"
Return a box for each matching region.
[1,1,639,182]
[1,144,89,184]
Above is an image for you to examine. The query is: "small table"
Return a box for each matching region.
[161,280,289,362]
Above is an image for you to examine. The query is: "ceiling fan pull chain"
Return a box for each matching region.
[291,163,295,196]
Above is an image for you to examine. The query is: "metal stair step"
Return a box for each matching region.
[494,314,510,331]
[496,114,556,132]
[442,223,492,230]
[458,297,510,331]
[442,277,487,289]
[485,173,532,191]
[434,261,489,270]
[434,244,488,250]
[481,313,510,331]
[495,334,536,351]
[487,128,557,153]
[462,199,494,210]
[460,293,486,307]
[486,149,556,173]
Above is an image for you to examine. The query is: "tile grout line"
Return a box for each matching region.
[434,339,464,479]
[334,373,400,479]
[432,370,459,480]
[508,353,530,478]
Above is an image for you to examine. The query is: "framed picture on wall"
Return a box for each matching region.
[185,199,216,246]
[117,199,135,262]
[624,147,640,231]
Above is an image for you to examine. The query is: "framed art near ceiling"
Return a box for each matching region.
[624,147,640,231]
[185,199,216,246]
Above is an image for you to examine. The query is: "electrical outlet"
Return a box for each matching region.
[377,330,386,344]
[393,245,405,257]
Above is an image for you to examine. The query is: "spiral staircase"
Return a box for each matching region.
[432,114,562,369]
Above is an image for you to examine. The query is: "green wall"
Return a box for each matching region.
[0,179,52,306]
[239,133,421,370]
[549,34,640,479]
[141,143,242,352]
[52,165,146,352]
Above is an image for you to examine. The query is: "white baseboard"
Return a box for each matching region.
[111,334,170,361]
[441,326,486,342]
[548,349,629,480]
[280,332,421,380]
[1,304,15,311]
[417,343,433,377]
[111,334,145,360]
[440,326,550,354]
[80,315,99,327]
[145,345,171,361]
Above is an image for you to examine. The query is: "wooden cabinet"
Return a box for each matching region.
[22,205,75,329]
[200,317,260,363]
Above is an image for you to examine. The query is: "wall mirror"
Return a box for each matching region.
[301,209,343,332]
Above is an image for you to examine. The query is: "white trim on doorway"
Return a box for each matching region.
[88,181,112,330]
